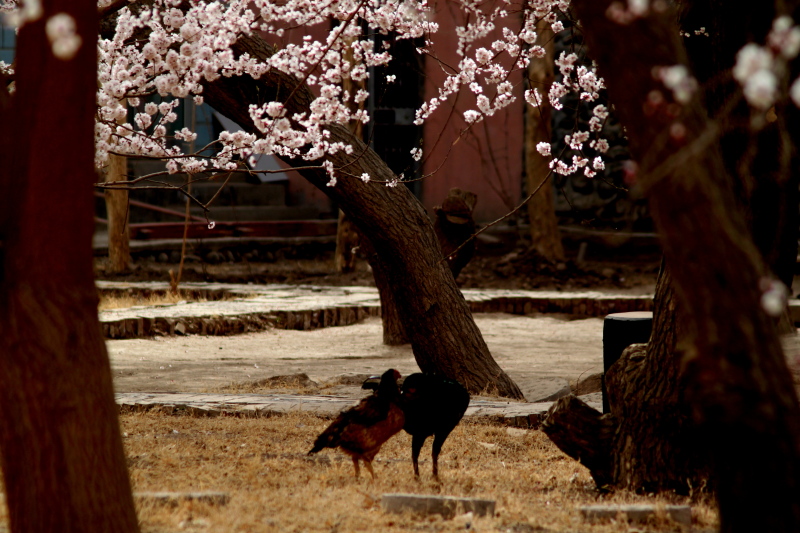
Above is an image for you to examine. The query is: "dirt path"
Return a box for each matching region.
[107,313,605,402]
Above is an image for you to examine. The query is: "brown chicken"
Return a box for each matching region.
[308,369,404,479]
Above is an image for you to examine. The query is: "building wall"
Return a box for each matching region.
[420,7,525,223]
[279,12,526,224]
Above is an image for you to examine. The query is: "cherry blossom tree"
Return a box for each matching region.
[72,0,597,400]
[3,0,800,528]
[543,2,800,532]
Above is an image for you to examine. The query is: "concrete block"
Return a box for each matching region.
[580,504,691,525]
[381,493,495,519]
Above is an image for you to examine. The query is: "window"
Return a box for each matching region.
[0,24,15,65]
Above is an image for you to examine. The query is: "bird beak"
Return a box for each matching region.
[361,375,381,390]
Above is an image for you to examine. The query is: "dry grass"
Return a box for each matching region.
[98,291,256,311]
[99,292,202,311]
[123,411,719,533]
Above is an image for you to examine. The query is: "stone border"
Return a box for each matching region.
[98,281,654,340]
[102,306,381,339]
[115,392,600,428]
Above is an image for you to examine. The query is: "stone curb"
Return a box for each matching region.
[101,306,381,339]
[381,493,495,519]
[115,392,601,427]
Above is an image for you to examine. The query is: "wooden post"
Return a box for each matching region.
[104,152,131,273]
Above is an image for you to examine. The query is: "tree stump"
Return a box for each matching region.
[433,187,477,279]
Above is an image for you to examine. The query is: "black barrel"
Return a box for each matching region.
[602,311,653,414]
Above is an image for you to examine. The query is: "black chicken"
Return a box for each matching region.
[363,372,470,480]
[308,369,404,479]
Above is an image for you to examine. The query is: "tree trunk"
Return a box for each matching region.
[104,153,131,273]
[525,20,564,263]
[680,0,800,333]
[201,33,523,398]
[360,236,409,345]
[544,264,706,493]
[561,2,800,530]
[335,42,364,275]
[335,210,359,273]
[0,2,139,531]
[604,265,706,492]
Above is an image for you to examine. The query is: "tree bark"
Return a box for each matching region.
[335,210,359,273]
[360,236,409,345]
[0,2,139,531]
[542,395,615,489]
[104,153,132,273]
[544,264,707,494]
[568,1,800,530]
[335,42,364,275]
[200,33,523,398]
[525,20,564,263]
[680,0,800,333]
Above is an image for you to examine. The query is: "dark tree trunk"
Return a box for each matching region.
[0,2,139,532]
[335,210,359,274]
[360,235,409,345]
[549,1,800,530]
[201,33,523,398]
[604,266,706,492]
[680,0,800,331]
[525,20,564,263]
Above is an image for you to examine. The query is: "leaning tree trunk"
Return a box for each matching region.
[200,33,523,398]
[547,2,800,530]
[0,2,139,532]
[360,235,409,345]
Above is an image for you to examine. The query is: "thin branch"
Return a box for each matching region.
[441,169,555,264]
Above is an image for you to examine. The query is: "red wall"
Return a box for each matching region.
[420,7,524,223]
[280,12,525,223]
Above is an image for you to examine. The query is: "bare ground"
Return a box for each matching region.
[127,411,718,533]
[94,242,723,532]
[107,314,609,403]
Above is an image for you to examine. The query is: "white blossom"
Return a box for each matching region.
[536,142,551,156]
[791,77,800,107]
[46,13,82,60]
[0,0,607,181]
[659,64,697,104]
[760,278,788,317]
[743,69,778,109]
[768,16,800,59]
[733,44,773,82]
